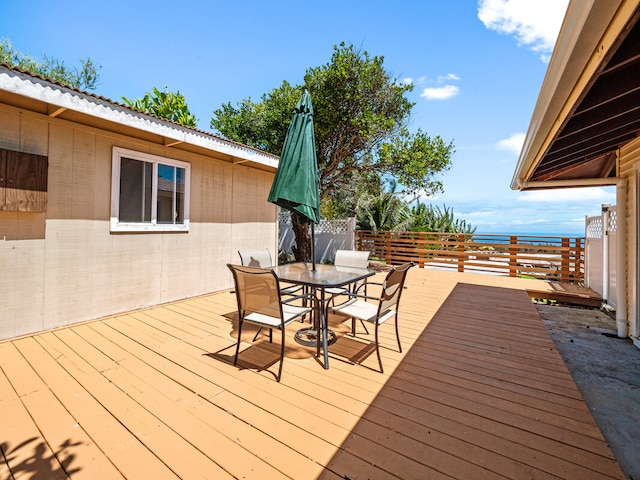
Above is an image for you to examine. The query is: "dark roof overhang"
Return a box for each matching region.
[513,0,640,189]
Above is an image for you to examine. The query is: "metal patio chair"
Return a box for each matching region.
[325,249,371,296]
[227,263,311,382]
[329,262,413,373]
[238,248,305,335]
[237,248,274,268]
[325,249,371,331]
[238,249,299,292]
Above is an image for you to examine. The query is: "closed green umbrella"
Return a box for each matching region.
[268,90,320,268]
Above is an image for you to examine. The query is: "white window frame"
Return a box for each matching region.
[110,147,191,232]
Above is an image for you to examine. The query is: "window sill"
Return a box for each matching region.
[110,219,190,233]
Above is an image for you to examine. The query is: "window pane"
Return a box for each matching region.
[157,164,175,224]
[119,157,152,222]
[175,167,185,224]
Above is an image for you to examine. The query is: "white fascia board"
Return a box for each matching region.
[0,67,279,170]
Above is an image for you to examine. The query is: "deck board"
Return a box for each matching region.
[0,269,625,479]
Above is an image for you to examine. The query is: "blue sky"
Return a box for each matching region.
[1,0,614,235]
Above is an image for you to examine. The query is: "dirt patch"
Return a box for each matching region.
[368,260,394,272]
[536,303,640,479]
[536,303,617,331]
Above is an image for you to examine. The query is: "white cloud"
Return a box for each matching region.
[511,218,547,225]
[420,84,460,100]
[496,132,525,155]
[437,73,460,83]
[405,76,431,86]
[478,0,569,61]
[517,187,615,203]
[465,210,498,218]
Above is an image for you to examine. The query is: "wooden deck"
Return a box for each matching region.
[0,269,624,479]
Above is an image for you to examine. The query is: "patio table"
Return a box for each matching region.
[272,262,376,369]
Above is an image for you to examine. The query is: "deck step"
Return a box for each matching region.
[527,281,602,307]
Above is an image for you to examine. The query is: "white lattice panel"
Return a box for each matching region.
[586,216,603,238]
[278,211,356,262]
[608,209,617,233]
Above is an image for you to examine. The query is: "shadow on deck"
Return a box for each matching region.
[320,282,623,479]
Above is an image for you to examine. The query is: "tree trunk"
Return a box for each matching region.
[291,214,312,262]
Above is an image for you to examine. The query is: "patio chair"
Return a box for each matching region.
[326,249,371,296]
[238,248,273,268]
[227,263,311,382]
[325,249,371,331]
[329,262,413,373]
[238,248,301,294]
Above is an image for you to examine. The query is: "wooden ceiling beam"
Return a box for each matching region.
[48,106,66,117]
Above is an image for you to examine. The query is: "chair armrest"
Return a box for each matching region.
[280,284,304,295]
[281,292,313,305]
[331,292,378,310]
[353,281,369,295]
[348,292,378,301]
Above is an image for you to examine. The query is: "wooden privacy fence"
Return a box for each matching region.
[356,230,585,283]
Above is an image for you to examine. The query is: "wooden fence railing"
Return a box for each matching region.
[355,230,585,283]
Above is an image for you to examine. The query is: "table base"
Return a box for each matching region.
[294,328,337,347]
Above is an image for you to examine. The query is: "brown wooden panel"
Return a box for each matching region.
[0,148,48,212]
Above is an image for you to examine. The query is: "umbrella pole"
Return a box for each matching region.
[311,222,316,271]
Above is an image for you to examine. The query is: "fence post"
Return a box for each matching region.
[578,236,585,283]
[347,218,356,250]
[561,237,570,282]
[509,236,517,277]
[457,234,465,272]
[385,231,392,265]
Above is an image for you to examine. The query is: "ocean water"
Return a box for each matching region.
[473,232,584,245]
[476,232,584,239]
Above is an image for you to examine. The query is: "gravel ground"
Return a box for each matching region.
[536,303,640,479]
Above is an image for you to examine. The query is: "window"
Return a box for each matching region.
[110,147,190,232]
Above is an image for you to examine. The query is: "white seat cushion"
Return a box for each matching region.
[331,299,396,325]
[245,303,310,328]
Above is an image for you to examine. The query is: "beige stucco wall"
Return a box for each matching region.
[0,103,277,340]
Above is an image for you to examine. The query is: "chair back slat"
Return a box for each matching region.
[379,262,413,314]
[238,249,273,268]
[334,250,370,269]
[229,264,282,321]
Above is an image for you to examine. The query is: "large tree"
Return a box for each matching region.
[211,42,455,261]
[0,38,99,91]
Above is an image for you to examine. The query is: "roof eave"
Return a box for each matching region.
[511,0,630,190]
[0,65,279,170]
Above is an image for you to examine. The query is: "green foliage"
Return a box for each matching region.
[356,181,412,231]
[0,38,100,90]
[409,203,476,233]
[377,128,453,197]
[122,87,197,127]
[356,179,476,233]
[211,81,299,152]
[210,42,455,216]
